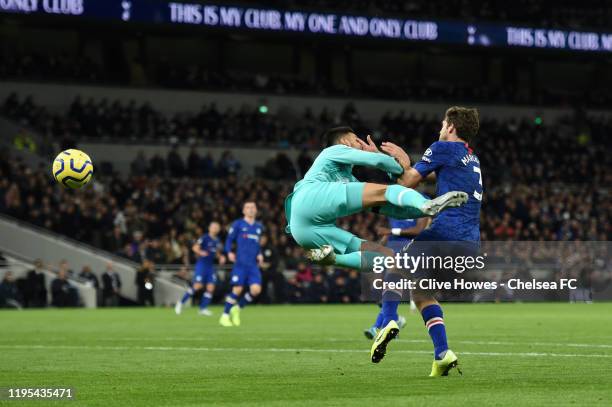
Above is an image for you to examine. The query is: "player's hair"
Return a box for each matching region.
[324,126,354,147]
[445,107,479,142]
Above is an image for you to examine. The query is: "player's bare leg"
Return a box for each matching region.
[361,183,389,207]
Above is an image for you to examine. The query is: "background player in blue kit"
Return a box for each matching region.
[219,201,264,327]
[363,215,431,339]
[175,221,225,316]
[373,106,483,377]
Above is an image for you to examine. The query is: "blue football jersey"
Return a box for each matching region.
[413,141,482,242]
[224,219,263,266]
[196,234,220,268]
[387,218,417,243]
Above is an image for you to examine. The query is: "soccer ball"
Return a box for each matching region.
[52,149,94,189]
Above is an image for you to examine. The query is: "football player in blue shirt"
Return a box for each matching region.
[175,221,225,316]
[363,215,431,339]
[372,106,482,377]
[219,201,264,327]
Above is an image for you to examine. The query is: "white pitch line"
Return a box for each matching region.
[0,344,609,359]
[8,337,612,350]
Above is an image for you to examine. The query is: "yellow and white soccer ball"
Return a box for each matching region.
[52,149,94,189]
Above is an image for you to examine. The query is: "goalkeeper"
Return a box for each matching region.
[284,126,467,270]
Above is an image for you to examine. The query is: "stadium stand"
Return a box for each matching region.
[2,52,612,108]
[0,89,609,306]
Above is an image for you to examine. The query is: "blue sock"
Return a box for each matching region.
[421,304,448,360]
[180,288,194,304]
[384,185,427,212]
[239,293,253,308]
[381,300,399,327]
[373,309,385,329]
[199,291,213,310]
[223,292,239,314]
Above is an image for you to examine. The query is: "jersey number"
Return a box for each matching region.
[473,166,483,201]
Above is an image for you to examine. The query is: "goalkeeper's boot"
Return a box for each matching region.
[421,191,468,216]
[230,305,241,327]
[429,350,462,377]
[370,320,399,363]
[219,313,233,327]
[305,245,336,266]
[364,326,378,340]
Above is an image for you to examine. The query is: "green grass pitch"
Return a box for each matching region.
[1,303,611,406]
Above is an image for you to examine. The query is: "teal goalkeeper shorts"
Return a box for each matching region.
[285,181,365,254]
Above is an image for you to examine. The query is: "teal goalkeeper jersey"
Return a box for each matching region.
[285,145,404,231]
[293,145,404,190]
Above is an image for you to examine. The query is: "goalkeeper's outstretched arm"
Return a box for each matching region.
[327,145,404,175]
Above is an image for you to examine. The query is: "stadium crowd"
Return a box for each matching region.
[2,53,612,108]
[1,94,610,305]
[4,93,612,159]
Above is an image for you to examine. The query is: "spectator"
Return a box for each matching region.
[131,151,148,176]
[187,147,201,177]
[101,262,122,306]
[0,271,21,308]
[296,149,312,177]
[167,146,184,177]
[79,265,99,305]
[24,259,47,307]
[13,129,36,153]
[295,262,313,284]
[136,259,156,306]
[286,277,304,303]
[259,235,285,303]
[58,259,74,278]
[329,272,350,303]
[173,265,190,283]
[261,153,296,180]
[218,151,241,176]
[200,153,215,177]
[346,270,361,303]
[306,272,328,303]
[51,269,79,307]
[79,266,99,289]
